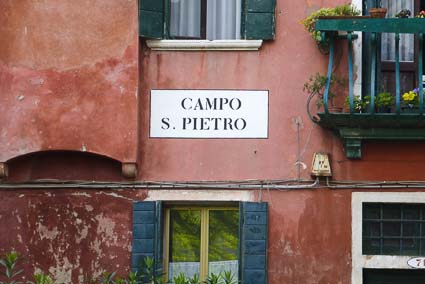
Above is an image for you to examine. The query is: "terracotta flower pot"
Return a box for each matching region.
[369,7,387,18]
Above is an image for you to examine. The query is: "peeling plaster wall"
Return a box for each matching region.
[0,189,148,283]
[0,188,353,284]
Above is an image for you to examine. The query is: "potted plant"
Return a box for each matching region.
[301,4,361,51]
[402,88,421,112]
[345,92,394,113]
[304,72,347,113]
[368,1,387,18]
[395,9,411,18]
[345,95,368,113]
[369,7,387,18]
[416,10,425,18]
[375,91,394,112]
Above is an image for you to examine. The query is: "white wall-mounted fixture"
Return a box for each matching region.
[311,153,332,177]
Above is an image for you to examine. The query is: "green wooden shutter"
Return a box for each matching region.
[239,202,268,284]
[139,0,165,39]
[132,201,163,274]
[244,0,276,40]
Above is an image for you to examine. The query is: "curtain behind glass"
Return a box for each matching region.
[170,0,241,40]
[381,0,414,62]
[170,0,201,38]
[207,0,241,40]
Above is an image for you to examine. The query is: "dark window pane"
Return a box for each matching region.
[403,222,420,237]
[364,204,381,219]
[383,222,401,237]
[383,204,401,219]
[363,221,381,237]
[382,238,401,255]
[402,238,420,255]
[363,238,381,255]
[403,205,421,220]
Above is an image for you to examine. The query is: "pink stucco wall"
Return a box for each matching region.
[2,0,425,283]
[0,0,139,163]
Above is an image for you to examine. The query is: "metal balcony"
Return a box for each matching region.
[314,18,425,158]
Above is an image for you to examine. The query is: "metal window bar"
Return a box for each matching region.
[363,203,425,256]
[348,32,354,114]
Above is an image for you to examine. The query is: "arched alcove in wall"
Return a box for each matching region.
[5,150,127,182]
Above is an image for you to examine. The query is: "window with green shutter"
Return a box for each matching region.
[139,0,275,40]
[132,201,268,284]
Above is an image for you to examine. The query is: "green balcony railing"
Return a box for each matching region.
[314,18,425,158]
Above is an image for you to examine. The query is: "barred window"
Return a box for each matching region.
[363,203,425,255]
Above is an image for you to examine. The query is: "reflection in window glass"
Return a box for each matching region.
[208,210,239,279]
[169,209,201,280]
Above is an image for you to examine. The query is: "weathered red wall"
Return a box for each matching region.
[0,189,147,283]
[0,187,352,284]
[2,0,425,283]
[0,0,139,163]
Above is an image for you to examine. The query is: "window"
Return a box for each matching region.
[132,201,268,284]
[352,193,425,283]
[139,0,276,40]
[363,203,425,256]
[170,0,241,40]
[165,207,239,281]
[362,0,424,95]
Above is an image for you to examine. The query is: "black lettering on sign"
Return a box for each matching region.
[161,118,170,130]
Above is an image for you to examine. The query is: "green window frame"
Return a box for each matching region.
[139,0,276,40]
[363,203,425,256]
[132,201,268,284]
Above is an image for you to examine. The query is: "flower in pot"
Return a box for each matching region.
[345,95,369,113]
[301,4,361,51]
[345,92,394,113]
[304,72,347,113]
[402,88,420,111]
[416,10,425,18]
[395,9,411,18]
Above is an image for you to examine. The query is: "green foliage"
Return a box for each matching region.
[207,211,238,262]
[345,92,394,113]
[172,273,189,284]
[0,251,23,284]
[101,272,116,284]
[345,95,367,112]
[301,4,360,44]
[303,72,347,108]
[204,273,222,284]
[27,273,53,284]
[221,271,237,284]
[375,92,394,108]
[188,274,200,284]
[170,210,201,262]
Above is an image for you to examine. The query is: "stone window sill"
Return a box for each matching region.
[145,40,263,51]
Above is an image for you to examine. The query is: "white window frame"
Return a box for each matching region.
[352,192,425,283]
